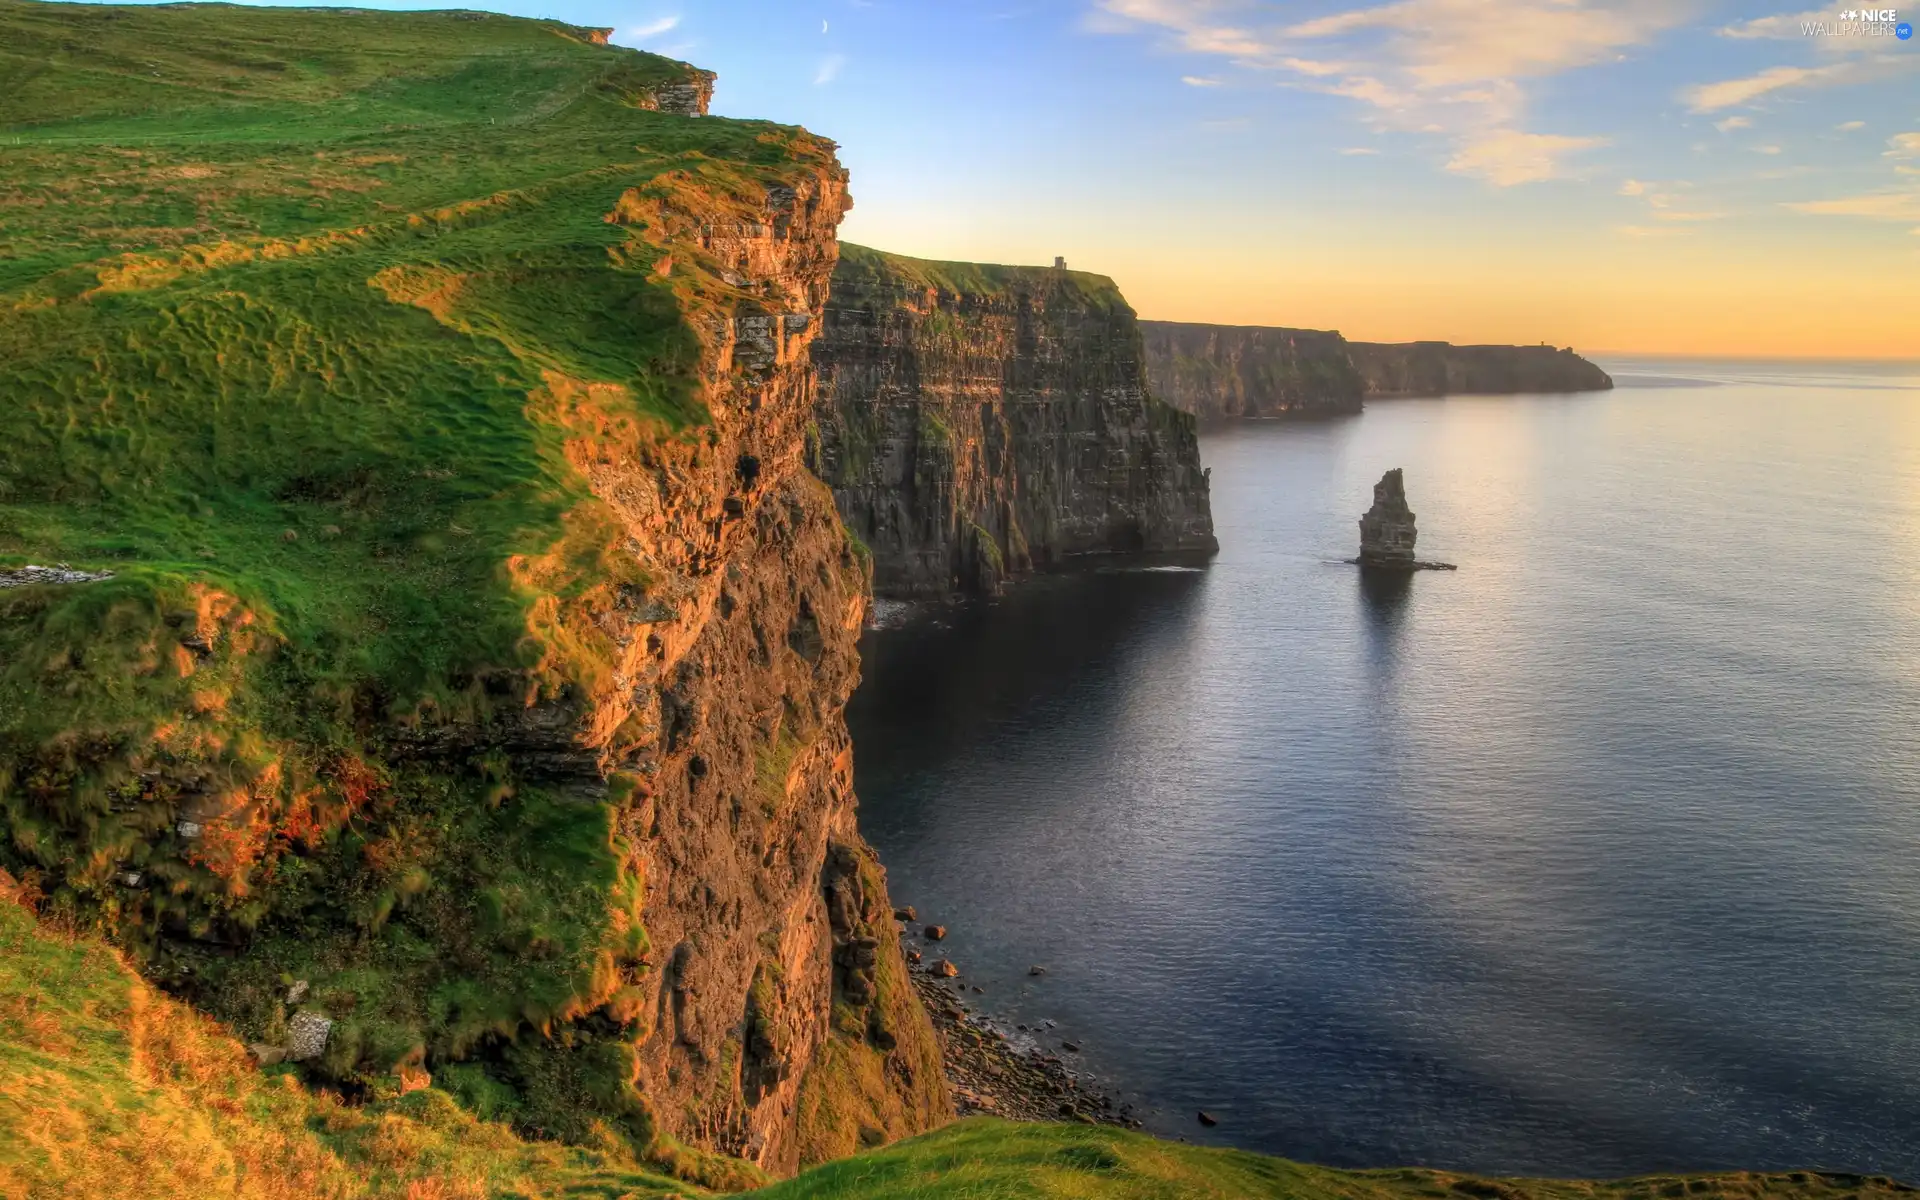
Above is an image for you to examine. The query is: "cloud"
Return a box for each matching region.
[1786,189,1920,220]
[1182,75,1222,86]
[1278,56,1347,77]
[1445,130,1609,187]
[1092,0,1676,185]
[1717,10,1827,39]
[1754,144,1784,154]
[1095,0,1268,55]
[1714,116,1752,132]
[1281,0,1689,88]
[1339,146,1380,154]
[1887,132,1920,158]
[627,15,680,39]
[1685,64,1832,110]
[814,54,846,85]
[1837,120,1867,131]
[1618,178,1649,195]
[1683,54,1917,111]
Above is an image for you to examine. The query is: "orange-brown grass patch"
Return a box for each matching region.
[0,871,696,1200]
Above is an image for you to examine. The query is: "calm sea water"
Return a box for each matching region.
[847,358,1920,1180]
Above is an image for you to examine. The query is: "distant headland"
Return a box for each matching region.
[1140,320,1613,422]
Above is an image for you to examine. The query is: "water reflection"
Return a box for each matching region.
[850,568,1207,782]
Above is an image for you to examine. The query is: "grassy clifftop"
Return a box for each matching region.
[6,881,1912,1199]
[0,0,843,1156]
[834,242,1127,309]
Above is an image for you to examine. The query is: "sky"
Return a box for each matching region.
[621,1,1920,356]
[145,1,1920,354]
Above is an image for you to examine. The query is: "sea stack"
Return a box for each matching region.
[1358,469,1418,569]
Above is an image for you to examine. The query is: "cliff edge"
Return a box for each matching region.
[812,246,1217,597]
[1141,320,1611,420]
[1140,320,1365,420]
[1350,340,1613,397]
[0,0,943,1180]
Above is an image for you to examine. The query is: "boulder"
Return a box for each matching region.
[283,1012,333,1062]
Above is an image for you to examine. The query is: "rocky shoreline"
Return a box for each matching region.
[903,954,1143,1130]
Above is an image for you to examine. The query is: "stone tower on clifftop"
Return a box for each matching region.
[1359,468,1418,568]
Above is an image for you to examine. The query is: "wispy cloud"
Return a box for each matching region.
[1685,63,1845,111]
[1618,177,1720,222]
[1446,130,1610,187]
[1714,116,1751,132]
[1787,189,1920,220]
[1754,144,1784,155]
[1182,74,1222,86]
[1339,146,1380,155]
[1716,10,1827,39]
[814,54,846,86]
[1089,0,1677,185]
[627,15,680,40]
[1683,25,1919,112]
[1887,132,1920,158]
[1837,120,1867,131]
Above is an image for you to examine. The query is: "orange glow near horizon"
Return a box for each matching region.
[842,201,1920,361]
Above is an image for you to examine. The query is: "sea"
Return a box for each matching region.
[845,357,1920,1180]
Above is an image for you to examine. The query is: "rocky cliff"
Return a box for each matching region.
[1349,340,1613,397]
[1140,320,1364,420]
[1141,320,1612,420]
[812,246,1217,597]
[0,2,942,1182]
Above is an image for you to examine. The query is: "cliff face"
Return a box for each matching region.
[1141,321,1612,420]
[811,246,1217,597]
[0,3,942,1183]
[1140,320,1363,420]
[1347,340,1613,396]
[591,188,949,1175]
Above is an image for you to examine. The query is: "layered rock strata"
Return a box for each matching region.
[1140,320,1364,420]
[1350,340,1613,397]
[1141,320,1612,420]
[811,246,1218,597]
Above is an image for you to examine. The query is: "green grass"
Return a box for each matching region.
[0,0,840,1157]
[757,1120,1917,1200]
[834,243,1127,310]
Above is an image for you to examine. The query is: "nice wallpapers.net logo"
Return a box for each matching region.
[1806,8,1914,36]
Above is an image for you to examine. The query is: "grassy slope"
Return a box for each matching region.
[0,873,692,1199]
[0,0,835,1156]
[7,885,1912,1199]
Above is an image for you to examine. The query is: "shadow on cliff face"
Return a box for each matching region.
[848,565,1209,782]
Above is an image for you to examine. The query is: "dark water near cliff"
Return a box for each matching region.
[847,358,1920,1180]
